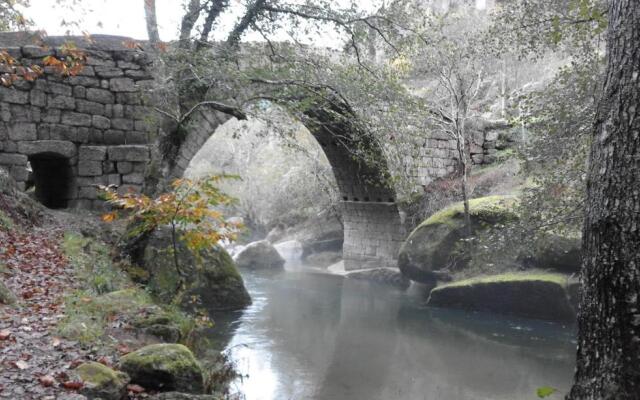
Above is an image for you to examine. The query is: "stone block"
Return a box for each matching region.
[117,161,133,174]
[77,100,105,115]
[112,104,124,118]
[18,140,77,158]
[8,123,36,141]
[117,184,141,195]
[78,160,103,176]
[22,45,54,58]
[107,174,121,186]
[92,115,111,129]
[62,112,92,127]
[117,61,140,70]
[111,118,133,130]
[126,131,147,144]
[0,87,29,104]
[10,165,28,181]
[122,173,144,184]
[107,145,149,162]
[9,104,35,122]
[103,130,125,144]
[79,146,107,161]
[73,85,86,98]
[485,130,500,142]
[85,55,116,67]
[76,127,90,143]
[2,141,17,152]
[103,160,117,174]
[42,108,61,123]
[88,129,104,143]
[46,82,73,97]
[30,90,46,107]
[47,94,75,109]
[125,70,151,79]
[115,93,141,106]
[95,66,124,78]
[0,153,28,165]
[134,120,152,131]
[78,185,98,199]
[76,66,96,77]
[67,76,100,87]
[86,88,115,104]
[110,78,135,92]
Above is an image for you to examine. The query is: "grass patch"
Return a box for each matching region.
[434,272,569,291]
[58,233,199,346]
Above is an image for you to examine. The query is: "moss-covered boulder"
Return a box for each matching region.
[75,362,129,400]
[398,196,519,284]
[120,343,204,393]
[0,279,17,305]
[142,228,251,311]
[233,240,285,270]
[427,273,575,321]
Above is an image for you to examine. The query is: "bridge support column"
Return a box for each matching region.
[341,201,404,271]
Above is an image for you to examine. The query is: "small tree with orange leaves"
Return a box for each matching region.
[99,175,242,295]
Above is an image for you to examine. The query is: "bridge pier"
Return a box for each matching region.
[342,201,404,270]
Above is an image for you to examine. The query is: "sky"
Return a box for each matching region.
[22,0,383,45]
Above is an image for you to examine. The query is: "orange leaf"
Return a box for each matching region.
[62,381,84,390]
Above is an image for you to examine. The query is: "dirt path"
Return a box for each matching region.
[0,224,90,400]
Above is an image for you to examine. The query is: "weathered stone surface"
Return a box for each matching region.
[0,153,27,165]
[29,90,46,107]
[107,145,149,161]
[8,123,36,141]
[21,45,54,58]
[234,240,285,270]
[78,160,103,176]
[0,87,29,104]
[346,267,411,290]
[62,112,93,127]
[79,146,107,161]
[17,140,76,158]
[95,66,124,78]
[47,95,75,109]
[111,118,133,130]
[117,161,133,174]
[427,273,576,321]
[122,172,144,184]
[77,99,105,115]
[86,88,115,104]
[67,76,100,87]
[119,343,204,393]
[110,77,135,92]
[92,115,111,129]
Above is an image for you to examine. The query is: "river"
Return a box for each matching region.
[209,265,576,400]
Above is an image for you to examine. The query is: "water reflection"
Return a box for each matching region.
[209,267,576,400]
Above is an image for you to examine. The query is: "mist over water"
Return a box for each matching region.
[209,265,576,400]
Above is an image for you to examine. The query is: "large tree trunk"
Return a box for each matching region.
[567,1,640,399]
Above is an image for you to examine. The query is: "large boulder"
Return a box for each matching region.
[305,251,342,268]
[142,228,251,311]
[427,273,575,321]
[75,362,129,400]
[300,229,343,260]
[234,240,285,270]
[398,195,519,284]
[120,344,204,393]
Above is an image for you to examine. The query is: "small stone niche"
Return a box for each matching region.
[28,153,73,209]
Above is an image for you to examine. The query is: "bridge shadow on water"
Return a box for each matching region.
[206,266,576,400]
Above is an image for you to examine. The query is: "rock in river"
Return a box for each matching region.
[427,272,576,321]
[234,240,285,270]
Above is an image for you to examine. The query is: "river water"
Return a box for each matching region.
[209,266,576,400]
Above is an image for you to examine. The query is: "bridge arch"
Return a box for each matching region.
[169,100,405,270]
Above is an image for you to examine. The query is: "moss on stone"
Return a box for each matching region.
[76,362,127,387]
[416,195,519,230]
[432,272,568,291]
[120,343,204,393]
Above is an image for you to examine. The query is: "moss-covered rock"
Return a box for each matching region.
[233,240,285,270]
[0,279,17,305]
[523,233,582,273]
[427,272,575,321]
[398,195,519,284]
[76,362,129,400]
[120,343,204,393]
[143,228,251,311]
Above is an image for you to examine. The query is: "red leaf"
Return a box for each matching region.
[62,381,83,390]
[116,344,131,355]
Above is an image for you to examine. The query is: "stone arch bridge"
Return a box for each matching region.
[0,34,496,270]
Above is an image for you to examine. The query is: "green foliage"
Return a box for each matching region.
[537,386,559,398]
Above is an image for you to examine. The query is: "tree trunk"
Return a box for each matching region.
[143,0,160,44]
[567,1,640,399]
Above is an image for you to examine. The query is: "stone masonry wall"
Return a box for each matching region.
[0,34,156,209]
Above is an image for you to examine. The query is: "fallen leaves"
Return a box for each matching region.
[39,375,55,387]
[62,381,84,390]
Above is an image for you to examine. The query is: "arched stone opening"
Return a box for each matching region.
[28,153,74,209]
[171,101,405,271]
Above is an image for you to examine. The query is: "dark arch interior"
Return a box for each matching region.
[28,153,73,209]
